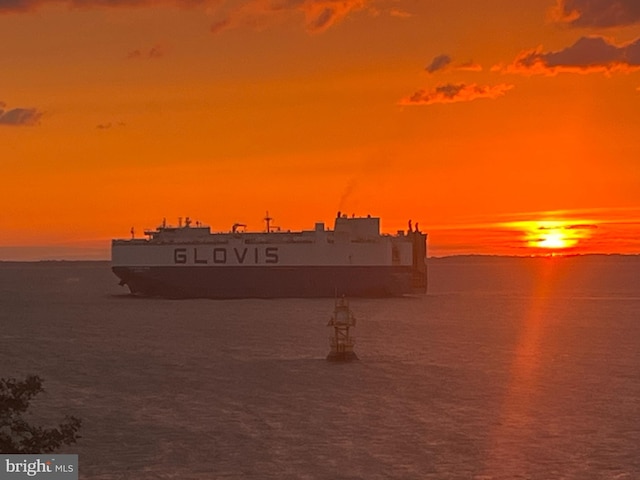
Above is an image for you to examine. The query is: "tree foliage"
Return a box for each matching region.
[0,375,81,454]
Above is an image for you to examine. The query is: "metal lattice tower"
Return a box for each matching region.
[326,296,358,361]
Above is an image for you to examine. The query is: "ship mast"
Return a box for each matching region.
[264,211,273,233]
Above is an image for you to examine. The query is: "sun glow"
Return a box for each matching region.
[505,218,597,253]
[536,228,575,249]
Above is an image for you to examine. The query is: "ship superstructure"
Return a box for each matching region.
[111,213,427,298]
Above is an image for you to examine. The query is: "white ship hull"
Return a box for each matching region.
[111,215,427,298]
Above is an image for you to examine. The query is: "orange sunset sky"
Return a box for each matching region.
[1,0,639,259]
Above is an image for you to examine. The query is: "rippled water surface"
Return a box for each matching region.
[1,256,639,479]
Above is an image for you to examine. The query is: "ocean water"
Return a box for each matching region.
[1,256,639,479]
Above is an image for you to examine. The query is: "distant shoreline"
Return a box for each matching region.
[1,253,638,264]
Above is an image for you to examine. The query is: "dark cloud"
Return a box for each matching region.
[297,0,369,33]
[552,0,640,28]
[127,44,166,59]
[209,18,228,34]
[0,0,387,34]
[96,121,126,129]
[399,83,514,106]
[0,102,42,126]
[0,0,164,13]
[424,55,482,74]
[425,54,451,74]
[457,61,482,72]
[565,224,598,230]
[502,36,640,74]
[537,223,598,231]
[308,6,334,31]
[0,0,38,13]
[210,0,380,35]
[389,8,411,18]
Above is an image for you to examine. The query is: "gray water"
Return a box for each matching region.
[1,256,639,479]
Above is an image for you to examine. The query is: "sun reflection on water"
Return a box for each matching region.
[480,258,559,475]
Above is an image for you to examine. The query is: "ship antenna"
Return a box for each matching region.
[264,211,273,233]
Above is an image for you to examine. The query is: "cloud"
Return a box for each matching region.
[425,55,482,74]
[0,102,42,126]
[0,0,386,34]
[399,83,514,106]
[457,61,483,72]
[96,121,126,129]
[127,44,166,59]
[0,0,187,13]
[0,0,39,13]
[550,0,640,28]
[565,223,598,230]
[425,54,451,73]
[389,8,411,19]
[211,0,372,34]
[501,36,640,74]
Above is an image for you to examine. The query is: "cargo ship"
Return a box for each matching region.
[111,213,427,298]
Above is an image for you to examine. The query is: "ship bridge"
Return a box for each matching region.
[333,215,380,240]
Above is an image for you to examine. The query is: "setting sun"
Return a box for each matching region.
[537,229,574,249]
[503,218,598,254]
[1,0,640,261]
